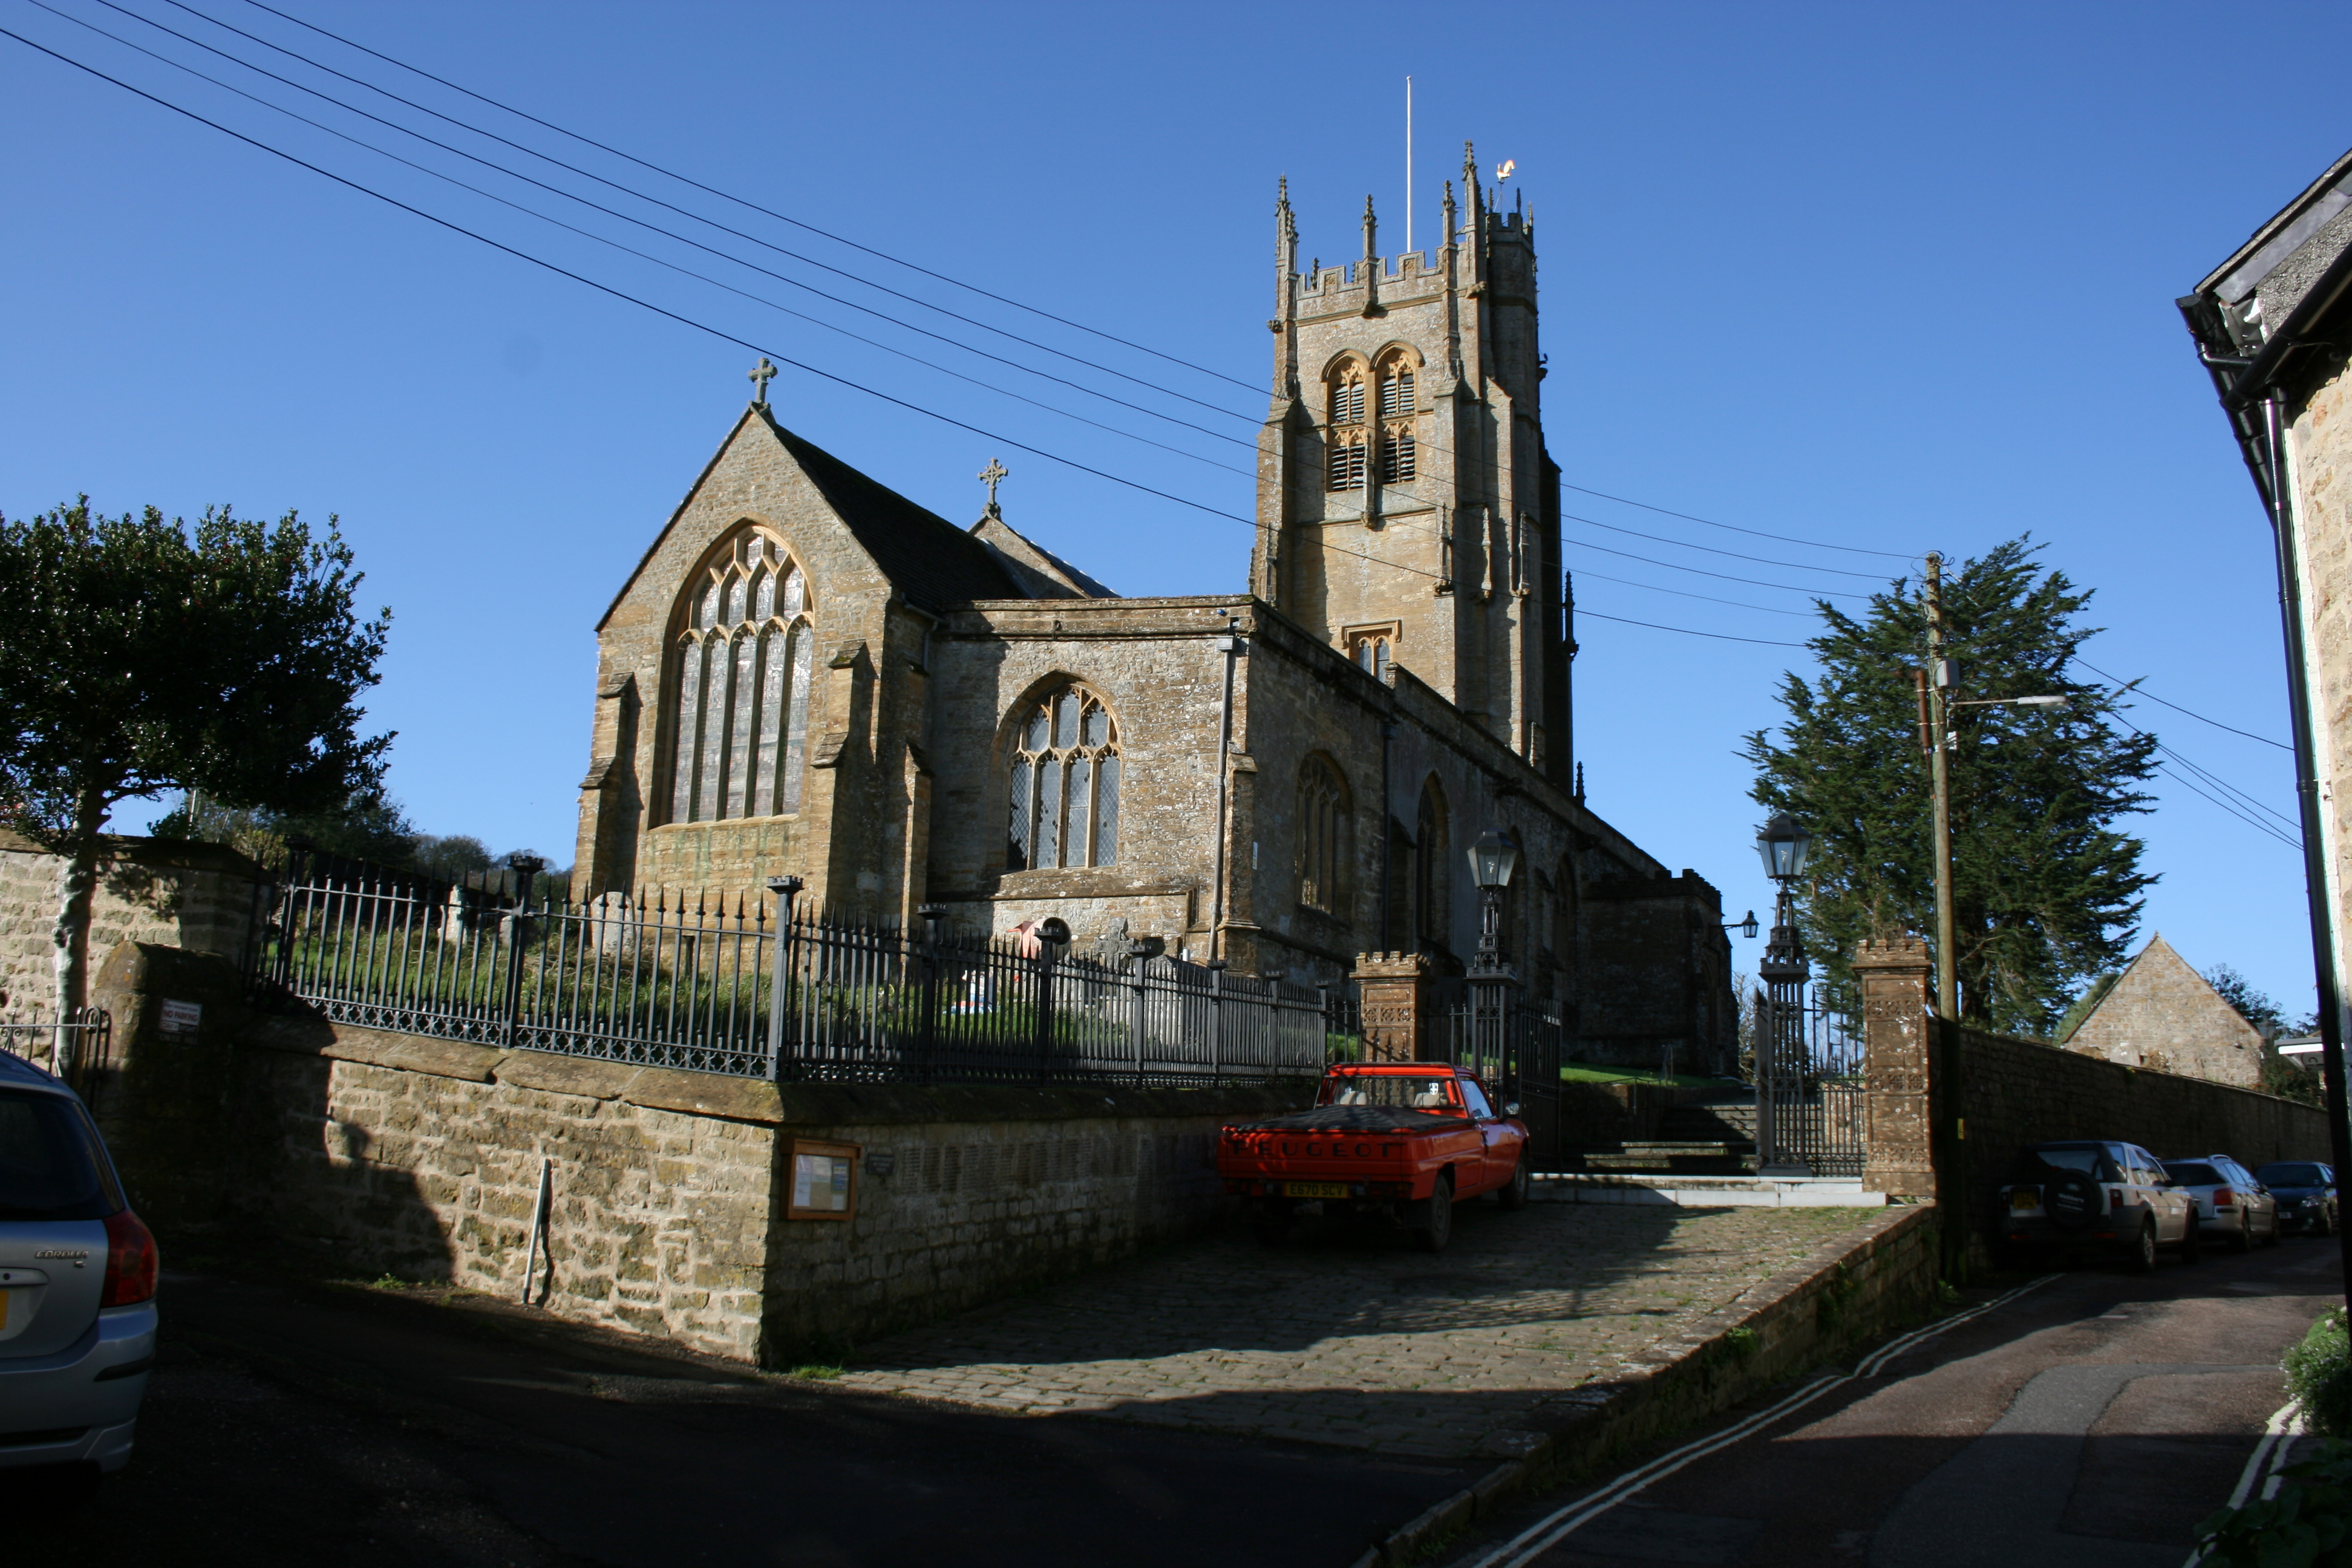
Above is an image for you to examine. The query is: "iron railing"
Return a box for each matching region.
[0,1007,112,1082]
[253,851,1334,1086]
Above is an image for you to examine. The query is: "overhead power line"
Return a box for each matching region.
[1564,511,1893,581]
[128,0,1260,426]
[1561,481,1919,561]
[1566,538,1867,600]
[76,0,1256,453]
[1569,568,1817,618]
[2072,654,2293,753]
[1573,610,1806,648]
[234,0,1271,399]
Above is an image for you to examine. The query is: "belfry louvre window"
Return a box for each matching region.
[1328,436,1367,491]
[1379,369,1414,418]
[1380,429,1417,483]
[1008,685,1120,871]
[1297,757,1347,914]
[667,534,814,823]
[1330,377,1365,426]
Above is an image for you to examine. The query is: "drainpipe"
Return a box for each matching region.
[2258,391,2352,1305]
[1209,614,1247,962]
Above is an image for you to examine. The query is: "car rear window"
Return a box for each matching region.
[2259,1163,2330,1186]
[2011,1146,2118,1181]
[2163,1161,2223,1186]
[0,1089,122,1221]
[1322,1074,1462,1112]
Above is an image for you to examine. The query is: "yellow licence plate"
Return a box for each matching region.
[1285,1181,1349,1200]
[2011,1190,2039,1210]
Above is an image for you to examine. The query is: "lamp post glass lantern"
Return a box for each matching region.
[1754,813,1812,883]
[1468,829,1520,964]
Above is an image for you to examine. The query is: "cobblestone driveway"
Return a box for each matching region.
[836,1198,1882,1457]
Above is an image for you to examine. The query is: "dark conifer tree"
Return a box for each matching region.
[1743,538,2157,1036]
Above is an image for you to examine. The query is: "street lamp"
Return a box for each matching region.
[1468,829,1521,967]
[1724,910,1760,939]
[1753,813,1814,1176]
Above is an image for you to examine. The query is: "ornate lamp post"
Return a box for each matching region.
[1753,813,1814,1175]
[1466,829,1521,1082]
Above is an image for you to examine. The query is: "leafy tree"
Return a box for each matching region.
[413,834,495,880]
[0,499,390,1016]
[1744,538,2158,1036]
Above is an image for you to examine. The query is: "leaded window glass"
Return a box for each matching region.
[667,534,815,823]
[1007,685,1120,871]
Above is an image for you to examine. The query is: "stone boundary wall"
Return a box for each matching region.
[1952,1022,2331,1245]
[88,941,1306,1364]
[0,830,264,1008]
[1363,1203,1941,1568]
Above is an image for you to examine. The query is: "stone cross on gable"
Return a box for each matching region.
[978,457,1009,515]
[748,358,777,405]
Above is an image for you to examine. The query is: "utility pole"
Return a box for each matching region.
[1925,553,1958,1022]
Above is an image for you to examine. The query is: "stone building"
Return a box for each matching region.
[2181,150,2352,1065]
[574,151,1735,1070]
[2062,935,2264,1089]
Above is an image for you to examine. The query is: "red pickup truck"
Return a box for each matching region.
[1218,1062,1532,1252]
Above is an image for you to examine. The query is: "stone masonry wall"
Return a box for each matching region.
[90,942,1305,1364]
[2290,354,2352,1025]
[1955,1023,2330,1246]
[0,831,264,1011]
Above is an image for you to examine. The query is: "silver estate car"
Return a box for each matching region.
[2162,1154,2284,1252]
[0,1047,158,1472]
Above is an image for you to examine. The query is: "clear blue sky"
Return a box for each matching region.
[2,1,2344,1016]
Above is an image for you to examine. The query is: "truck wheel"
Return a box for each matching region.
[1418,1172,1455,1253]
[1498,1162,1531,1210]
[2128,1219,2157,1275]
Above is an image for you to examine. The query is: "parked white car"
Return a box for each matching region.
[0,1047,158,1473]
[2161,1155,2283,1253]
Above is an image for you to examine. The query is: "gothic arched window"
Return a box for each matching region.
[1414,776,1449,951]
[1326,359,1369,493]
[1007,684,1120,871]
[1296,757,1349,914]
[666,531,814,824]
[1377,351,1420,483]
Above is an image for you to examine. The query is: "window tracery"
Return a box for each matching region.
[1377,352,1420,483]
[1007,684,1120,871]
[667,531,814,823]
[1297,757,1348,914]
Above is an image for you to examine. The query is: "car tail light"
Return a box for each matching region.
[2108,1188,2124,1210]
[2215,1188,2236,1208]
[101,1208,158,1307]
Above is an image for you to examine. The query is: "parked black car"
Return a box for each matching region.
[2254,1161,2338,1236]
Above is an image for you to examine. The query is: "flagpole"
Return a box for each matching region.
[1405,76,1414,255]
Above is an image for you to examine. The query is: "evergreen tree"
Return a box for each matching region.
[0,499,390,1016]
[1744,538,2157,1037]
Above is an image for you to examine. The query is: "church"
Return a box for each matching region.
[572,149,1736,1070]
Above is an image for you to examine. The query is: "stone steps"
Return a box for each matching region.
[1575,1139,1754,1175]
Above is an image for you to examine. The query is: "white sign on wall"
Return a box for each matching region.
[157,999,203,1037]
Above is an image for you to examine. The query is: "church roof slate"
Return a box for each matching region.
[762,411,1030,610]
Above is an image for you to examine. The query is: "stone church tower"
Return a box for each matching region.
[1250,145,1571,789]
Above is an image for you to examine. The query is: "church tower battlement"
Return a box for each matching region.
[1250,146,1568,789]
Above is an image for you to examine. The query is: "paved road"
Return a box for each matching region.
[1439,1232,2341,1568]
[839,1198,1876,1457]
[1,1264,1473,1567]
